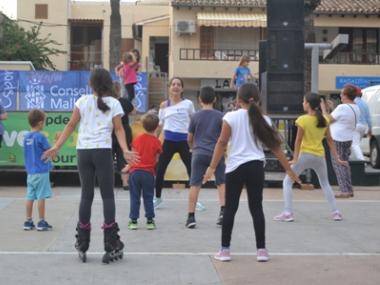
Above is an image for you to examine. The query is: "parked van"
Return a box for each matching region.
[360,85,380,168]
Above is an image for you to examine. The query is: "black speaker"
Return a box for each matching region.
[267,0,304,29]
[266,0,305,115]
[259,40,267,89]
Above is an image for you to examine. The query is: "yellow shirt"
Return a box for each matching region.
[296,115,328,157]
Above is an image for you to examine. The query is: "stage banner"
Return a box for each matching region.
[0,71,149,113]
[0,71,19,111]
[18,71,90,111]
[0,112,77,167]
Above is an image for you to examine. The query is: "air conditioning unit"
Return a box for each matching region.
[175,20,196,34]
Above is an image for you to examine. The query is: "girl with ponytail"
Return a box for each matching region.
[274,93,347,223]
[203,83,300,263]
[43,68,139,262]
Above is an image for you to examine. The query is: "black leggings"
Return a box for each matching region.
[155,140,192,198]
[77,149,115,225]
[222,160,265,249]
[112,124,132,172]
[125,83,136,102]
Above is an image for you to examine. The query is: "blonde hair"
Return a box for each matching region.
[122,52,136,64]
[239,55,250,66]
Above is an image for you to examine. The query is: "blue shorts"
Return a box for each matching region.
[190,153,225,186]
[26,173,52,200]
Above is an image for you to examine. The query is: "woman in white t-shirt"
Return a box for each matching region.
[154,77,195,208]
[321,84,360,198]
[43,68,138,264]
[203,83,300,263]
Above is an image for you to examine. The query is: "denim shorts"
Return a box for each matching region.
[26,173,52,200]
[190,153,225,186]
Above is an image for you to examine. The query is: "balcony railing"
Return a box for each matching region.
[180,48,259,61]
[322,52,380,65]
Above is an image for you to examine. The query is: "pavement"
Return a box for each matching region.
[0,185,379,285]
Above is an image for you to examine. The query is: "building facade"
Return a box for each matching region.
[17,0,169,71]
[16,0,380,98]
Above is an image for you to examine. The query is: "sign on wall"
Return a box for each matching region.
[336,76,380,89]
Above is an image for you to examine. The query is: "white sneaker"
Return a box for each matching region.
[256,248,270,262]
[153,197,162,209]
[273,211,294,222]
[214,248,231,262]
[332,210,343,221]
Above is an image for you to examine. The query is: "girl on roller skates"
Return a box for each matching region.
[43,68,138,263]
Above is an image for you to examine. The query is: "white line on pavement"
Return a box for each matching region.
[0,251,379,256]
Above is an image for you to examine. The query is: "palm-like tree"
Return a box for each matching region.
[304,0,321,93]
[110,0,121,70]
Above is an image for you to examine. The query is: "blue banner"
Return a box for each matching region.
[336,76,380,89]
[0,71,18,111]
[0,71,148,113]
[134,72,148,112]
[18,71,89,111]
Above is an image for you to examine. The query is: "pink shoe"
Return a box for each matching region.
[273,211,294,222]
[257,248,270,262]
[214,248,231,262]
[332,210,343,221]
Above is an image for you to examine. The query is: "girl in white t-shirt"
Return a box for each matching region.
[154,77,195,208]
[321,84,360,198]
[203,83,300,263]
[43,68,138,264]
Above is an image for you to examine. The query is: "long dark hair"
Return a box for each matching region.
[238,83,281,149]
[89,68,112,112]
[305,93,326,128]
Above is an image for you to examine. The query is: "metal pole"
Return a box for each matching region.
[305,43,332,95]
[311,46,319,94]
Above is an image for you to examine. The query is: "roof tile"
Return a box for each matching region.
[171,0,380,15]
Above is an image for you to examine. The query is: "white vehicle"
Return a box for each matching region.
[360,85,380,168]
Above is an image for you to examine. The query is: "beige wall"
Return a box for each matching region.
[315,15,380,28]
[141,18,170,72]
[17,0,70,70]
[319,64,380,92]
[17,0,168,70]
[69,2,168,70]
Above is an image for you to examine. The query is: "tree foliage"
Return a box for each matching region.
[0,16,65,70]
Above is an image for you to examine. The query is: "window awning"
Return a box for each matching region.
[197,12,266,28]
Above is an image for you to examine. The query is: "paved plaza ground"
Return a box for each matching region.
[0,185,379,285]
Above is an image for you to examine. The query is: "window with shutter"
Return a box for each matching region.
[35,4,48,19]
[200,27,214,59]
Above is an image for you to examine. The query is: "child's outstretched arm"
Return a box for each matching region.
[203,121,231,184]
[325,127,348,166]
[290,125,304,164]
[272,146,301,184]
[113,115,140,164]
[42,108,81,160]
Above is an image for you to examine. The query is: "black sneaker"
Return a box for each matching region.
[186,216,196,229]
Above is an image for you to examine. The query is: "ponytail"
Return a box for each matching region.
[305,93,326,128]
[97,96,110,112]
[248,103,281,149]
[239,83,281,150]
[89,68,112,113]
[315,108,327,128]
